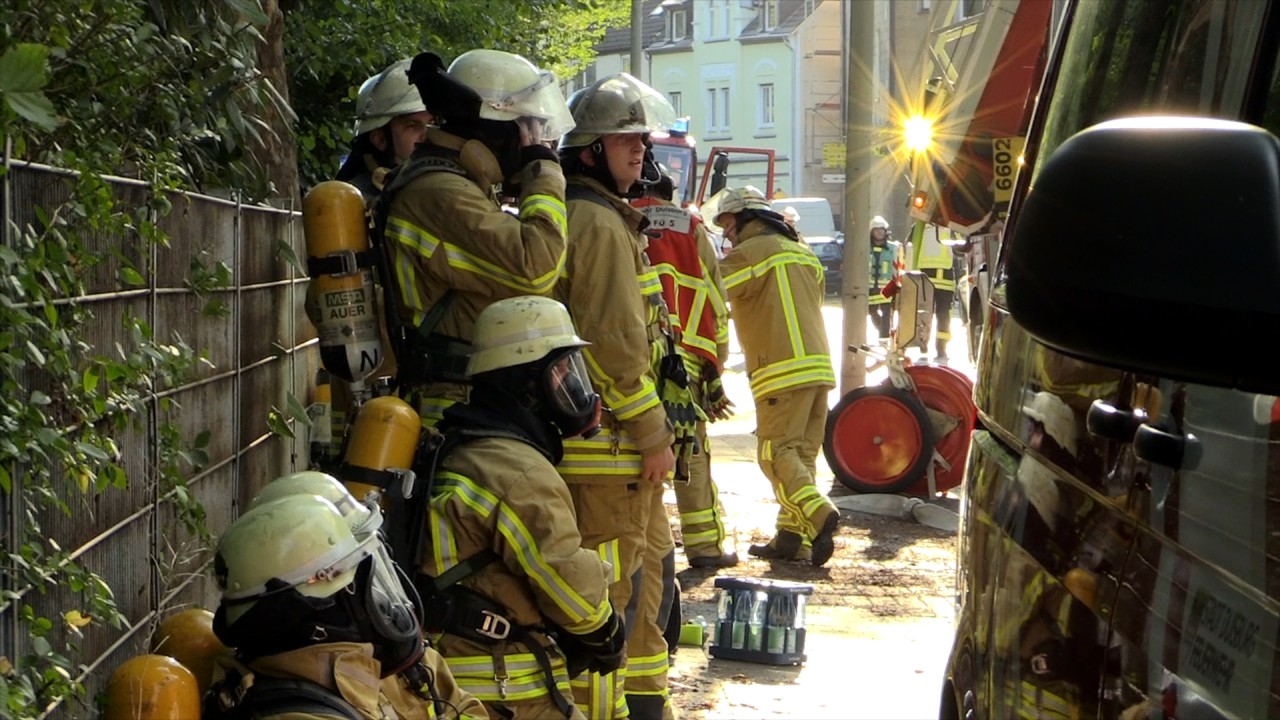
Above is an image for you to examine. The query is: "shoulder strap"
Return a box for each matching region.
[566,183,614,210]
[205,672,362,720]
[244,677,363,720]
[368,154,461,392]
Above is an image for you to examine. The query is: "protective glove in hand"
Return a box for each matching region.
[518,143,559,166]
[700,364,735,422]
[659,352,706,482]
[558,607,626,677]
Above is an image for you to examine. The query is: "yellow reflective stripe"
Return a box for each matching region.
[581,349,662,421]
[387,216,442,259]
[773,260,805,357]
[493,502,607,625]
[595,539,622,584]
[442,243,563,294]
[428,476,467,573]
[519,193,568,235]
[680,508,717,525]
[761,439,773,462]
[416,396,455,428]
[446,653,569,702]
[637,269,663,297]
[749,356,835,398]
[392,249,427,326]
[752,368,836,398]
[682,528,721,546]
[570,668,628,720]
[722,264,753,291]
[624,650,669,680]
[387,216,564,295]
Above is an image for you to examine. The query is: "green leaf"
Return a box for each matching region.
[0,465,9,493]
[28,391,50,406]
[0,44,57,131]
[265,409,294,439]
[194,429,211,448]
[75,443,109,461]
[119,267,145,287]
[286,392,311,426]
[83,366,100,393]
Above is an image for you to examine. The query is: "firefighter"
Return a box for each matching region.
[205,491,487,719]
[634,168,738,570]
[415,295,625,719]
[554,73,679,719]
[712,186,841,567]
[908,222,956,363]
[868,216,902,343]
[314,57,432,464]
[336,57,435,199]
[380,49,574,426]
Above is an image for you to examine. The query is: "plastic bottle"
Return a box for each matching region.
[766,594,790,654]
[790,593,808,654]
[731,589,752,649]
[747,590,768,652]
[717,588,735,648]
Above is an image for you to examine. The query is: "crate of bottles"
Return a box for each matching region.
[708,577,813,665]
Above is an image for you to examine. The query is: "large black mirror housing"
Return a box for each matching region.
[1006,117,1280,395]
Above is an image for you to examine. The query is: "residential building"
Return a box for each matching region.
[574,0,942,233]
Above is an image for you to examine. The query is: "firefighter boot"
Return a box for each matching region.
[747,530,807,562]
[810,511,841,568]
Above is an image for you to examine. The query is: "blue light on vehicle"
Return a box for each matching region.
[670,117,690,137]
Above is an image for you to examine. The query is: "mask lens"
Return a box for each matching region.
[543,351,602,438]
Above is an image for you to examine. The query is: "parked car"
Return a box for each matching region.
[807,237,843,296]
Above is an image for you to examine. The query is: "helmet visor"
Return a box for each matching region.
[481,71,576,140]
[542,351,601,438]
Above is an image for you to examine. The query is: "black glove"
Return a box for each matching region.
[555,608,626,677]
[519,143,559,167]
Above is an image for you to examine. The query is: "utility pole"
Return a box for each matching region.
[631,0,644,81]
[840,0,876,395]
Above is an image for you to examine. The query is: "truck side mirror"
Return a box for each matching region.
[1005,117,1280,396]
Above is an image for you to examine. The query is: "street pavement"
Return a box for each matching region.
[664,303,974,719]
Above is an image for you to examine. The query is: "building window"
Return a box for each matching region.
[762,0,780,30]
[708,0,729,40]
[669,91,683,116]
[705,86,730,134]
[668,8,687,41]
[758,83,775,128]
[919,0,932,12]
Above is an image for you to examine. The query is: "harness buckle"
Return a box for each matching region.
[476,610,512,640]
[326,249,359,278]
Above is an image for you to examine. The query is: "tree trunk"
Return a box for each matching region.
[252,0,301,207]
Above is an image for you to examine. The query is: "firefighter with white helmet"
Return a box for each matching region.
[204,492,487,719]
[378,49,574,427]
[868,215,903,342]
[714,186,842,567]
[553,72,679,719]
[413,296,623,719]
[336,57,435,198]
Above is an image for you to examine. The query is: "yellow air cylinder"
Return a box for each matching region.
[103,654,200,720]
[342,395,421,503]
[149,607,230,696]
[302,180,383,389]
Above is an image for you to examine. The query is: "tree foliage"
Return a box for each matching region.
[0,0,626,714]
[285,0,629,190]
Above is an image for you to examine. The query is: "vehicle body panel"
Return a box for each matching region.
[945,1,1280,719]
